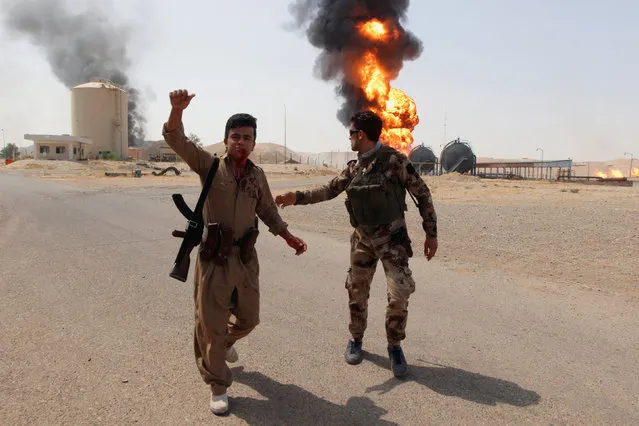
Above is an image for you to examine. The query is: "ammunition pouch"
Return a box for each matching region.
[390,226,413,258]
[200,223,234,265]
[238,227,259,264]
[344,198,358,228]
[200,223,260,265]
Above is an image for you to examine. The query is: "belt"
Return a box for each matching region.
[202,225,244,246]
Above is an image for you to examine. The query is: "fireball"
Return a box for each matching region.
[355,19,419,154]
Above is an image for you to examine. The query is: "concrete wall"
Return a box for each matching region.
[146,141,179,162]
[35,142,87,160]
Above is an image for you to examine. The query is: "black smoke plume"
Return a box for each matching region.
[0,0,146,146]
[288,0,422,126]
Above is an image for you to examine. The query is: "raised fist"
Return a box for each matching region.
[169,89,195,110]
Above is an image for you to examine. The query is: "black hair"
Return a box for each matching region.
[224,113,257,141]
[350,110,383,142]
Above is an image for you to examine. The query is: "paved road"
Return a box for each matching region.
[1,173,637,425]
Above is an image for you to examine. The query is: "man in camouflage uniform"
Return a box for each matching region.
[163,89,308,415]
[276,111,438,377]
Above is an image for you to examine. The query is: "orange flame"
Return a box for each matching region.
[595,168,625,179]
[610,169,624,178]
[359,19,390,41]
[355,19,419,154]
[633,168,639,177]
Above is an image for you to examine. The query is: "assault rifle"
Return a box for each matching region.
[169,157,220,282]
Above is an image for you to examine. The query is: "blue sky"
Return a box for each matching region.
[1,0,637,161]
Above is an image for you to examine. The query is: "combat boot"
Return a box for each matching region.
[387,345,408,377]
[344,339,363,365]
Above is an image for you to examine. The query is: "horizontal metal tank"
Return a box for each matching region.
[440,139,476,174]
[71,80,128,159]
[408,145,437,174]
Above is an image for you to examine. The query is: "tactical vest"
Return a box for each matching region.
[344,146,407,227]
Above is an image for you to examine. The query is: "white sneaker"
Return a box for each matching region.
[225,346,239,363]
[210,392,229,415]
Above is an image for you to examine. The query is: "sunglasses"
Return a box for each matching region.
[349,129,360,136]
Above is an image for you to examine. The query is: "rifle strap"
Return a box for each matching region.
[191,157,220,222]
[408,191,419,209]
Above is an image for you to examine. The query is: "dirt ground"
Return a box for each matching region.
[281,173,639,298]
[3,159,638,297]
[2,159,638,424]
[2,159,339,187]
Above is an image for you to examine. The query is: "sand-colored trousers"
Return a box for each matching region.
[192,246,260,394]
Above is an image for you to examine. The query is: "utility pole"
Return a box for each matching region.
[1,128,5,151]
[283,104,287,166]
[536,147,544,163]
[624,152,634,178]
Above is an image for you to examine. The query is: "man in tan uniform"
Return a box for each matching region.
[276,111,438,378]
[163,89,308,415]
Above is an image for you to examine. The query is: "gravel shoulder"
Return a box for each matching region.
[274,173,639,298]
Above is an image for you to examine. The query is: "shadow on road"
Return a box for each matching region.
[364,352,541,407]
[231,367,399,425]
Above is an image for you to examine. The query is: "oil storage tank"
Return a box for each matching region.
[71,80,128,159]
[409,145,437,174]
[440,138,476,174]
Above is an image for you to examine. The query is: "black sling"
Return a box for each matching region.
[169,157,221,282]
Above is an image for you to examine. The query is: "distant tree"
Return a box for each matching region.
[1,142,18,159]
[188,133,202,145]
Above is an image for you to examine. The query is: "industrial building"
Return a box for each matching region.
[24,80,129,160]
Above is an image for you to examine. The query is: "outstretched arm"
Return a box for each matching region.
[256,170,307,255]
[162,90,212,176]
[276,161,357,207]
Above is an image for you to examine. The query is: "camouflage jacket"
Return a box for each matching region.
[162,123,288,240]
[295,145,438,239]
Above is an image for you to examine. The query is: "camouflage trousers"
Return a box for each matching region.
[345,228,416,346]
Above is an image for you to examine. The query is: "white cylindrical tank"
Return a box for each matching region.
[71,80,128,159]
